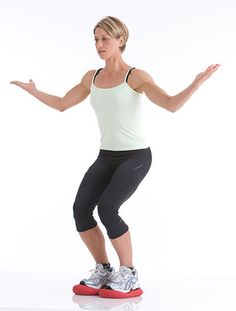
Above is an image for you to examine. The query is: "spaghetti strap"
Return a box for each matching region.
[124,67,136,83]
[92,68,103,86]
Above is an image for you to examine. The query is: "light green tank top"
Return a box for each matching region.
[90,67,149,151]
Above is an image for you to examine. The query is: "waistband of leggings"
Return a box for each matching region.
[99,147,151,156]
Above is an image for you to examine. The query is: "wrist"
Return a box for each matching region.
[28,87,37,95]
[192,81,200,91]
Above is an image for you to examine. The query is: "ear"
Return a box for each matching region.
[119,35,125,47]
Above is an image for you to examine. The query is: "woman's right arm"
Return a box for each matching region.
[10,70,95,112]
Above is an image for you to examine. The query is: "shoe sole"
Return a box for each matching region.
[73,284,99,295]
[99,287,143,298]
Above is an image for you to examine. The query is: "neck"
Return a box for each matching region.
[103,55,128,74]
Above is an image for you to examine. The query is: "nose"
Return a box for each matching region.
[96,39,103,49]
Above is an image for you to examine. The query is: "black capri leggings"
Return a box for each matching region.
[73,147,152,239]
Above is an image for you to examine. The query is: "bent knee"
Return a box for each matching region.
[97,201,128,238]
[97,200,114,224]
[73,204,97,232]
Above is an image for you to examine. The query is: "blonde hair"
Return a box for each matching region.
[93,16,129,53]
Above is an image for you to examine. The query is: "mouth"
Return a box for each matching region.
[98,50,106,54]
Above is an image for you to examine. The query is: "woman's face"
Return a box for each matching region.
[94,27,123,59]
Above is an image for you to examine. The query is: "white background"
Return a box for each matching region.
[0,0,236,310]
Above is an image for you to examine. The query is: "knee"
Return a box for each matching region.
[97,200,112,226]
[97,200,128,239]
[73,202,97,232]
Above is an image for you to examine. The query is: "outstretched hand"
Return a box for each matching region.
[10,79,36,93]
[193,64,221,88]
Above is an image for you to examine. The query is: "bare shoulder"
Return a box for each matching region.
[81,69,97,90]
[129,68,155,93]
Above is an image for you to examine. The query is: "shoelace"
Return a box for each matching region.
[87,268,107,281]
[111,271,130,284]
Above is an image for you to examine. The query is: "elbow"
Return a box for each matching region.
[58,98,67,112]
[58,106,66,112]
[166,97,178,113]
[168,106,178,113]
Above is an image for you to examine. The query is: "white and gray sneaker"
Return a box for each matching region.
[99,266,143,298]
[73,263,115,295]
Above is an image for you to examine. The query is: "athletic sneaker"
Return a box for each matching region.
[99,266,143,298]
[73,263,115,295]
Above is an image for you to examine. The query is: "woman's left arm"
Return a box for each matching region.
[139,64,221,112]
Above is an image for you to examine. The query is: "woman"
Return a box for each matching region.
[11,16,220,299]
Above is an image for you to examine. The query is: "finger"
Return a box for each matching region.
[209,64,221,72]
[10,81,26,87]
[10,81,21,85]
[208,64,216,70]
[204,66,215,74]
[209,64,221,70]
[214,64,221,69]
